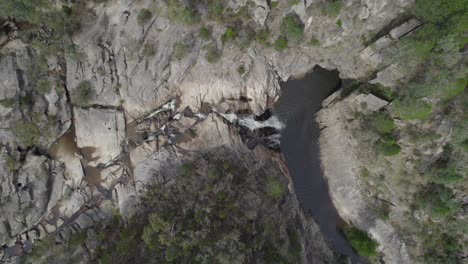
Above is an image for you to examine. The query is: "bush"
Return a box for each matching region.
[369,112,395,134]
[174,42,188,60]
[36,80,51,95]
[221,27,236,44]
[416,185,461,218]
[180,163,194,177]
[336,19,342,28]
[199,27,212,40]
[205,45,221,63]
[309,37,320,46]
[377,140,401,156]
[323,0,343,17]
[166,0,197,25]
[274,36,288,51]
[430,168,463,185]
[412,0,467,24]
[342,226,378,257]
[280,15,304,42]
[142,43,156,57]
[256,29,270,46]
[237,65,246,75]
[137,8,153,25]
[265,176,284,199]
[71,80,94,107]
[392,97,432,120]
[13,121,42,147]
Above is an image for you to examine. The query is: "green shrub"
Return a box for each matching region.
[309,37,320,46]
[336,19,342,28]
[237,65,246,75]
[324,0,343,17]
[4,155,17,172]
[180,163,194,177]
[342,226,378,257]
[412,0,467,24]
[71,80,94,107]
[68,231,87,247]
[265,176,284,199]
[13,121,42,147]
[288,0,300,6]
[199,27,212,40]
[174,42,188,60]
[416,185,461,218]
[166,0,197,25]
[0,98,15,108]
[280,15,304,42]
[379,141,401,156]
[137,8,153,25]
[205,45,221,63]
[221,27,237,44]
[461,139,468,152]
[256,29,270,46]
[36,80,51,95]
[143,43,156,57]
[392,97,432,120]
[370,112,395,134]
[274,36,288,51]
[430,168,463,185]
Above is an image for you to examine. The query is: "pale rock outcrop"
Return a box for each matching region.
[73,108,125,165]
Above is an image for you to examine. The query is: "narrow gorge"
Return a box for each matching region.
[0,0,466,263]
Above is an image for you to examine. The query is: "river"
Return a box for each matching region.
[275,66,363,263]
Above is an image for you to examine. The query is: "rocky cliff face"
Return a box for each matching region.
[0,0,441,262]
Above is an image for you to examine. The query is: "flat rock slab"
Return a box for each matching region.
[74,108,125,166]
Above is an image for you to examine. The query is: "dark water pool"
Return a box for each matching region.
[275,66,363,263]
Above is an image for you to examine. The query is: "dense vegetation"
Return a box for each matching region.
[349,0,467,262]
[342,226,378,257]
[24,157,306,263]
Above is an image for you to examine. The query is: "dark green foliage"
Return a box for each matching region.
[137,8,153,25]
[416,184,461,218]
[221,27,237,44]
[67,232,87,247]
[336,19,342,28]
[199,27,212,40]
[342,226,378,257]
[138,158,299,263]
[265,176,284,199]
[4,155,17,172]
[13,121,42,147]
[340,81,361,98]
[179,163,194,177]
[174,42,188,60]
[256,29,270,46]
[142,43,156,57]
[71,80,94,107]
[461,139,468,152]
[430,168,463,185]
[166,0,197,25]
[288,0,300,6]
[412,0,467,24]
[309,37,320,46]
[205,44,221,63]
[280,15,304,42]
[36,80,51,95]
[323,0,343,17]
[237,65,246,75]
[377,140,401,156]
[369,112,395,134]
[0,98,15,108]
[422,233,461,263]
[392,97,432,120]
[375,134,401,156]
[274,36,288,51]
